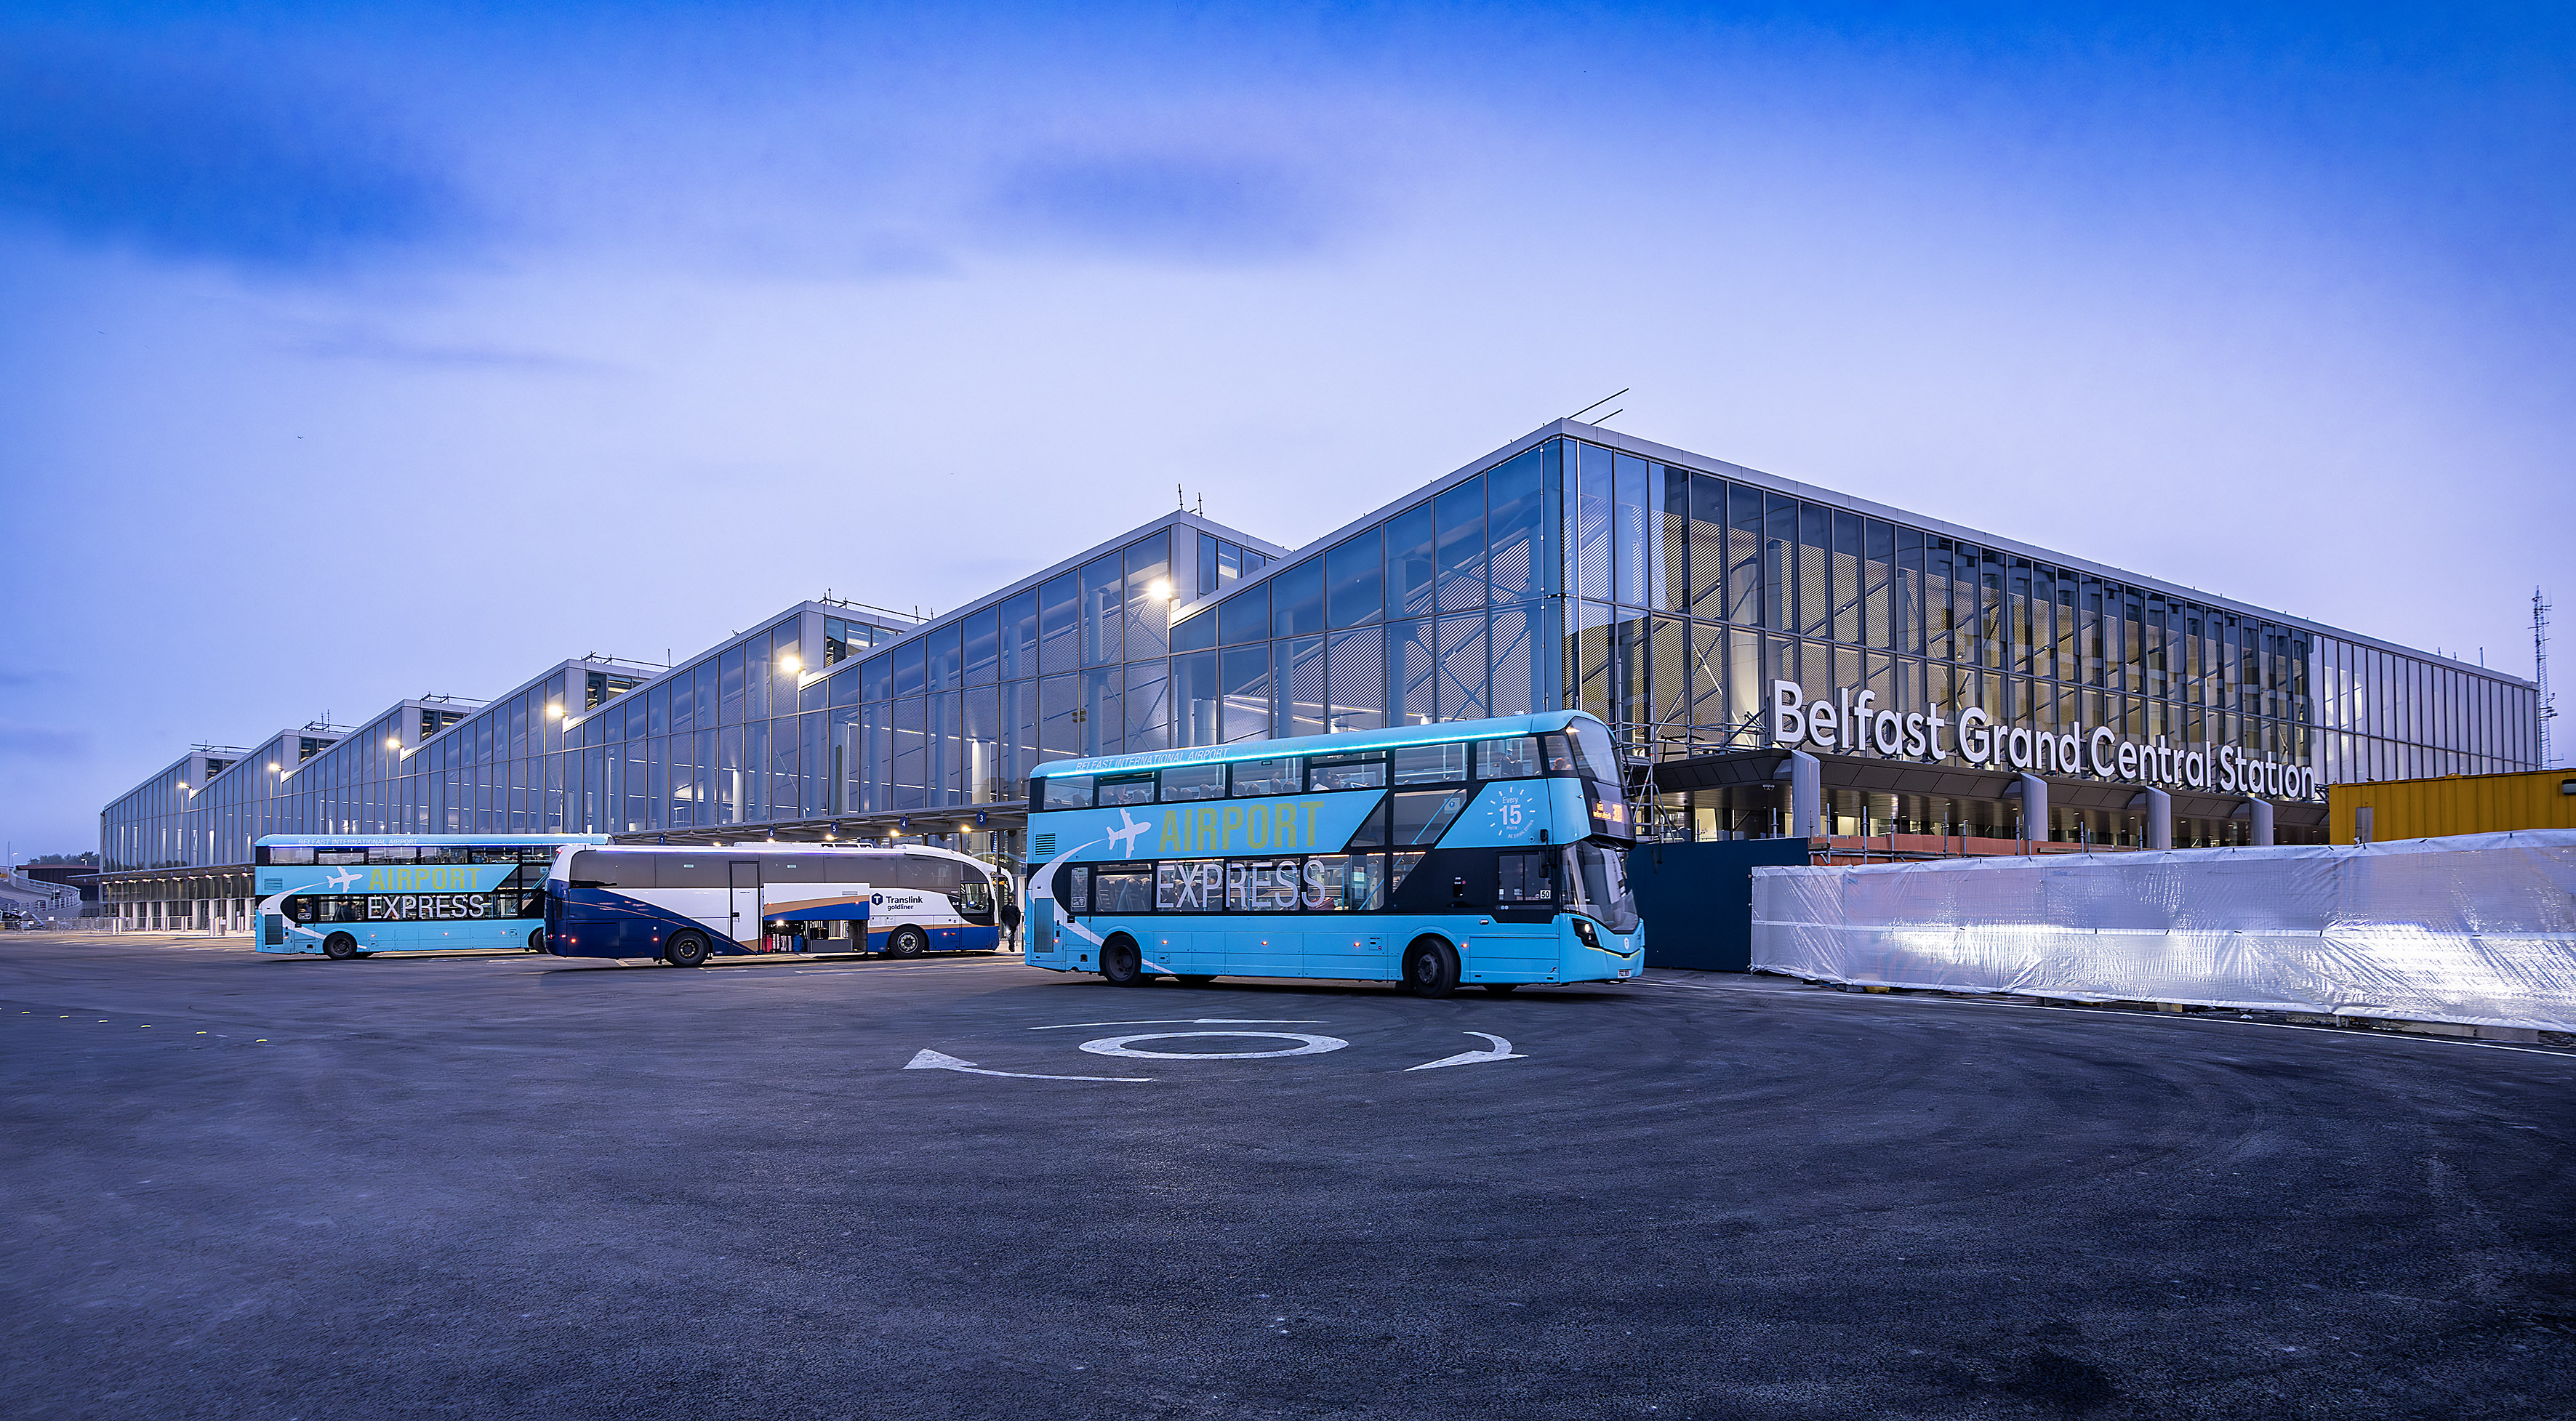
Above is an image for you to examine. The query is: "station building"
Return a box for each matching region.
[98,420,2545,930]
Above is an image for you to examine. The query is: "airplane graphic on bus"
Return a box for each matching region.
[1102,807,1152,856]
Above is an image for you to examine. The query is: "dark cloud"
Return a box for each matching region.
[0,725,91,761]
[980,150,1338,263]
[288,326,619,374]
[0,40,477,271]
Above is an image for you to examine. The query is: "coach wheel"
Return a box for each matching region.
[883,926,928,959]
[664,930,713,968]
[1176,974,1216,987]
[526,927,547,953]
[323,933,360,961]
[1401,938,1460,999]
[1482,983,1518,994]
[1100,936,1147,987]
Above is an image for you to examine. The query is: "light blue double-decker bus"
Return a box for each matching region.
[1022,711,1643,997]
[254,834,609,959]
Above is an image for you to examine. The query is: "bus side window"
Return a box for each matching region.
[1230,757,1301,797]
[1539,733,1578,775]
[1497,850,1555,903]
[1043,776,1096,810]
[1160,764,1225,801]
[655,858,726,888]
[1392,743,1466,784]
[1098,775,1155,805]
[1307,754,1387,792]
[1477,736,1542,779]
[1065,866,1091,913]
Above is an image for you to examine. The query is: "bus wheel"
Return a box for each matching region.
[323,933,359,961]
[1100,936,1147,987]
[1482,983,1518,994]
[883,926,928,959]
[526,927,546,953]
[664,931,712,968]
[1177,974,1216,987]
[1401,938,1459,999]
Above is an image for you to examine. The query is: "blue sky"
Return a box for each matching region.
[4,2,2572,854]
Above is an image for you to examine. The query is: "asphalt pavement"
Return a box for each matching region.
[2,932,2570,1420]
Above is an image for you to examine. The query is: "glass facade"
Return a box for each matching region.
[98,423,2540,924]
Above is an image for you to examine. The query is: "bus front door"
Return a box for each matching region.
[729,861,760,946]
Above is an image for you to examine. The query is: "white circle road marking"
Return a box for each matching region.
[1078,1031,1350,1060]
[1027,1018,1323,1031]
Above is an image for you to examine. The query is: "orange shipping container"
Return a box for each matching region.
[2330,766,2576,844]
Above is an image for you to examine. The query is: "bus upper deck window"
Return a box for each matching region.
[1540,733,1578,775]
[1160,764,1225,801]
[1043,776,1095,810]
[1477,736,1542,780]
[1307,754,1387,792]
[417,847,466,864]
[1392,742,1466,785]
[315,847,367,866]
[1231,757,1300,797]
[265,847,315,866]
[366,846,418,864]
[1097,776,1155,806]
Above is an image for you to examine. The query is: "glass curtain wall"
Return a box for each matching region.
[1541,438,2540,790]
[2312,635,2541,784]
[1165,443,1560,746]
[97,433,2542,879]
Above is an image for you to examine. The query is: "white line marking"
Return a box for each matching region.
[901,1048,1151,1083]
[1027,1018,1323,1031]
[1079,1031,1348,1060]
[787,961,1027,975]
[1405,1031,1525,1071]
[1637,978,2576,1060]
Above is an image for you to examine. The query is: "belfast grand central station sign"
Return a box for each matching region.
[1765,680,2322,802]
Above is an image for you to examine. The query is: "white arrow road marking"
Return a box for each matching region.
[1027,1018,1323,1031]
[1404,1032,1526,1071]
[902,1048,1152,1083]
[1079,1031,1349,1060]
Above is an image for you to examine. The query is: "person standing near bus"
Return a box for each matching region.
[998,881,1023,949]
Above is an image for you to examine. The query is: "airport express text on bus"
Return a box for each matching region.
[545,844,1008,967]
[255,834,610,959]
[1023,710,1642,997]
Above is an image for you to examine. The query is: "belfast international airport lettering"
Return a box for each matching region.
[1768,680,2319,801]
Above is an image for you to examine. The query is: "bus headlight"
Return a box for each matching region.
[1569,917,1600,950]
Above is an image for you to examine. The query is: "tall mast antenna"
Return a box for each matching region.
[2537,587,2559,766]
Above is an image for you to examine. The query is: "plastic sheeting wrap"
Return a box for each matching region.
[1751,829,2576,1032]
